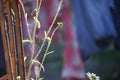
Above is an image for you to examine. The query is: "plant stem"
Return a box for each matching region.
[42,26,59,65]
[19,0,32,40]
[27,0,43,79]
[34,0,63,60]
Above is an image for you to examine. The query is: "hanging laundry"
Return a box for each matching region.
[61,1,85,80]
[82,0,116,40]
[112,0,120,50]
[72,0,99,60]
[72,0,116,60]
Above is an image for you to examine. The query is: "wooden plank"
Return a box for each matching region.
[0,75,8,80]
[12,0,25,80]
[5,0,17,79]
[0,1,12,79]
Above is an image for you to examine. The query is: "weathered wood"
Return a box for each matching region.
[5,0,17,79]
[0,0,25,80]
[12,0,26,80]
[0,0,13,80]
[0,14,12,80]
[0,75,8,80]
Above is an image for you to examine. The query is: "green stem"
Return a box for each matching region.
[34,0,63,60]
[47,0,63,34]
[39,26,59,73]
[27,0,63,79]
[19,0,32,40]
[27,0,43,79]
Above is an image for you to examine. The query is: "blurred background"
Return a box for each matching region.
[0,0,120,80]
[38,0,120,80]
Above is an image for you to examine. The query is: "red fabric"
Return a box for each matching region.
[61,1,85,80]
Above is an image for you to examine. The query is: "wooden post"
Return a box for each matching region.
[0,0,25,80]
[0,0,13,80]
[5,0,17,79]
[12,0,25,79]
